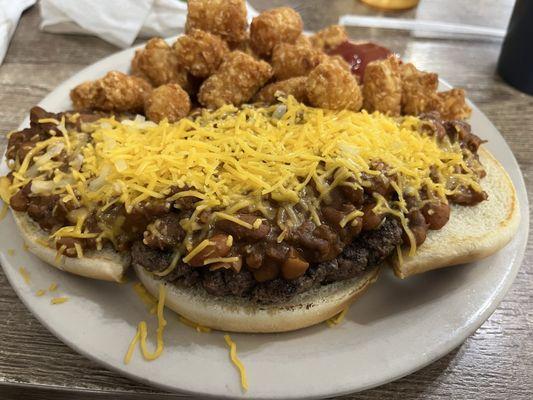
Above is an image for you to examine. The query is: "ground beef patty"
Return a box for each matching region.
[132,218,403,304]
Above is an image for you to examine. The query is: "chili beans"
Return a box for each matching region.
[281,255,309,280]
[362,203,383,231]
[253,261,280,282]
[9,189,29,211]
[406,210,428,246]
[187,233,231,266]
[215,213,270,241]
[422,202,450,230]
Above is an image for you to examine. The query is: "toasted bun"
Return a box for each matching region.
[12,211,129,282]
[134,263,379,333]
[393,147,520,278]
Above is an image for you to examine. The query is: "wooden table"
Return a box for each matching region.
[0,1,531,399]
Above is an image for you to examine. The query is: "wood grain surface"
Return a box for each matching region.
[0,1,531,399]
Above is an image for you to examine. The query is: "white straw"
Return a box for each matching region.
[338,15,506,39]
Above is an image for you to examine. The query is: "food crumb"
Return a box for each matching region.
[36,289,46,297]
[18,267,30,285]
[51,297,69,305]
[0,203,8,222]
[7,248,15,256]
[48,282,58,292]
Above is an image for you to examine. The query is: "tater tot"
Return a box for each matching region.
[70,81,99,110]
[173,29,229,78]
[431,89,471,120]
[327,55,352,72]
[400,62,439,116]
[271,43,324,80]
[144,84,191,123]
[198,51,273,108]
[363,55,402,115]
[131,38,191,92]
[254,77,308,104]
[295,34,313,47]
[185,0,248,44]
[310,25,348,51]
[306,62,363,111]
[250,7,303,57]
[70,71,151,113]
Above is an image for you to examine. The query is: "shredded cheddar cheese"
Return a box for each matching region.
[51,296,68,304]
[124,327,141,365]
[18,267,30,285]
[3,96,483,255]
[48,282,58,292]
[7,248,15,256]
[36,289,46,297]
[224,334,249,392]
[132,282,157,314]
[178,315,211,333]
[327,307,349,327]
[138,284,167,361]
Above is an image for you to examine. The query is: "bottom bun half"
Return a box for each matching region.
[134,263,379,333]
[12,211,130,282]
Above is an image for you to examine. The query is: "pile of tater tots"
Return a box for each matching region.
[70,0,471,123]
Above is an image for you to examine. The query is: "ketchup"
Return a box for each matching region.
[327,41,392,81]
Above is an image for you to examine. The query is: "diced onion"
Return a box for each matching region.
[30,180,55,194]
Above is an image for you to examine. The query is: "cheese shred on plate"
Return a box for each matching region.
[224,334,249,392]
[125,284,167,364]
[51,296,68,305]
[2,96,482,256]
[327,306,350,327]
[18,267,30,285]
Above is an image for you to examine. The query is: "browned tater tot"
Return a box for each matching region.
[363,55,402,116]
[130,38,190,91]
[310,25,348,51]
[271,43,325,80]
[144,84,191,123]
[70,81,99,110]
[306,62,363,111]
[400,62,439,116]
[250,7,303,57]
[70,71,151,113]
[294,34,313,47]
[431,88,472,120]
[173,29,230,78]
[186,0,248,45]
[254,77,308,104]
[198,51,273,109]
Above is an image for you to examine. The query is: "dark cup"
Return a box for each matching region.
[497,0,533,95]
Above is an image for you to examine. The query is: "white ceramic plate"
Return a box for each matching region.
[0,42,529,399]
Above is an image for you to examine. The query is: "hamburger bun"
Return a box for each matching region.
[134,262,380,333]
[392,147,520,278]
[12,210,129,282]
[11,147,519,331]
